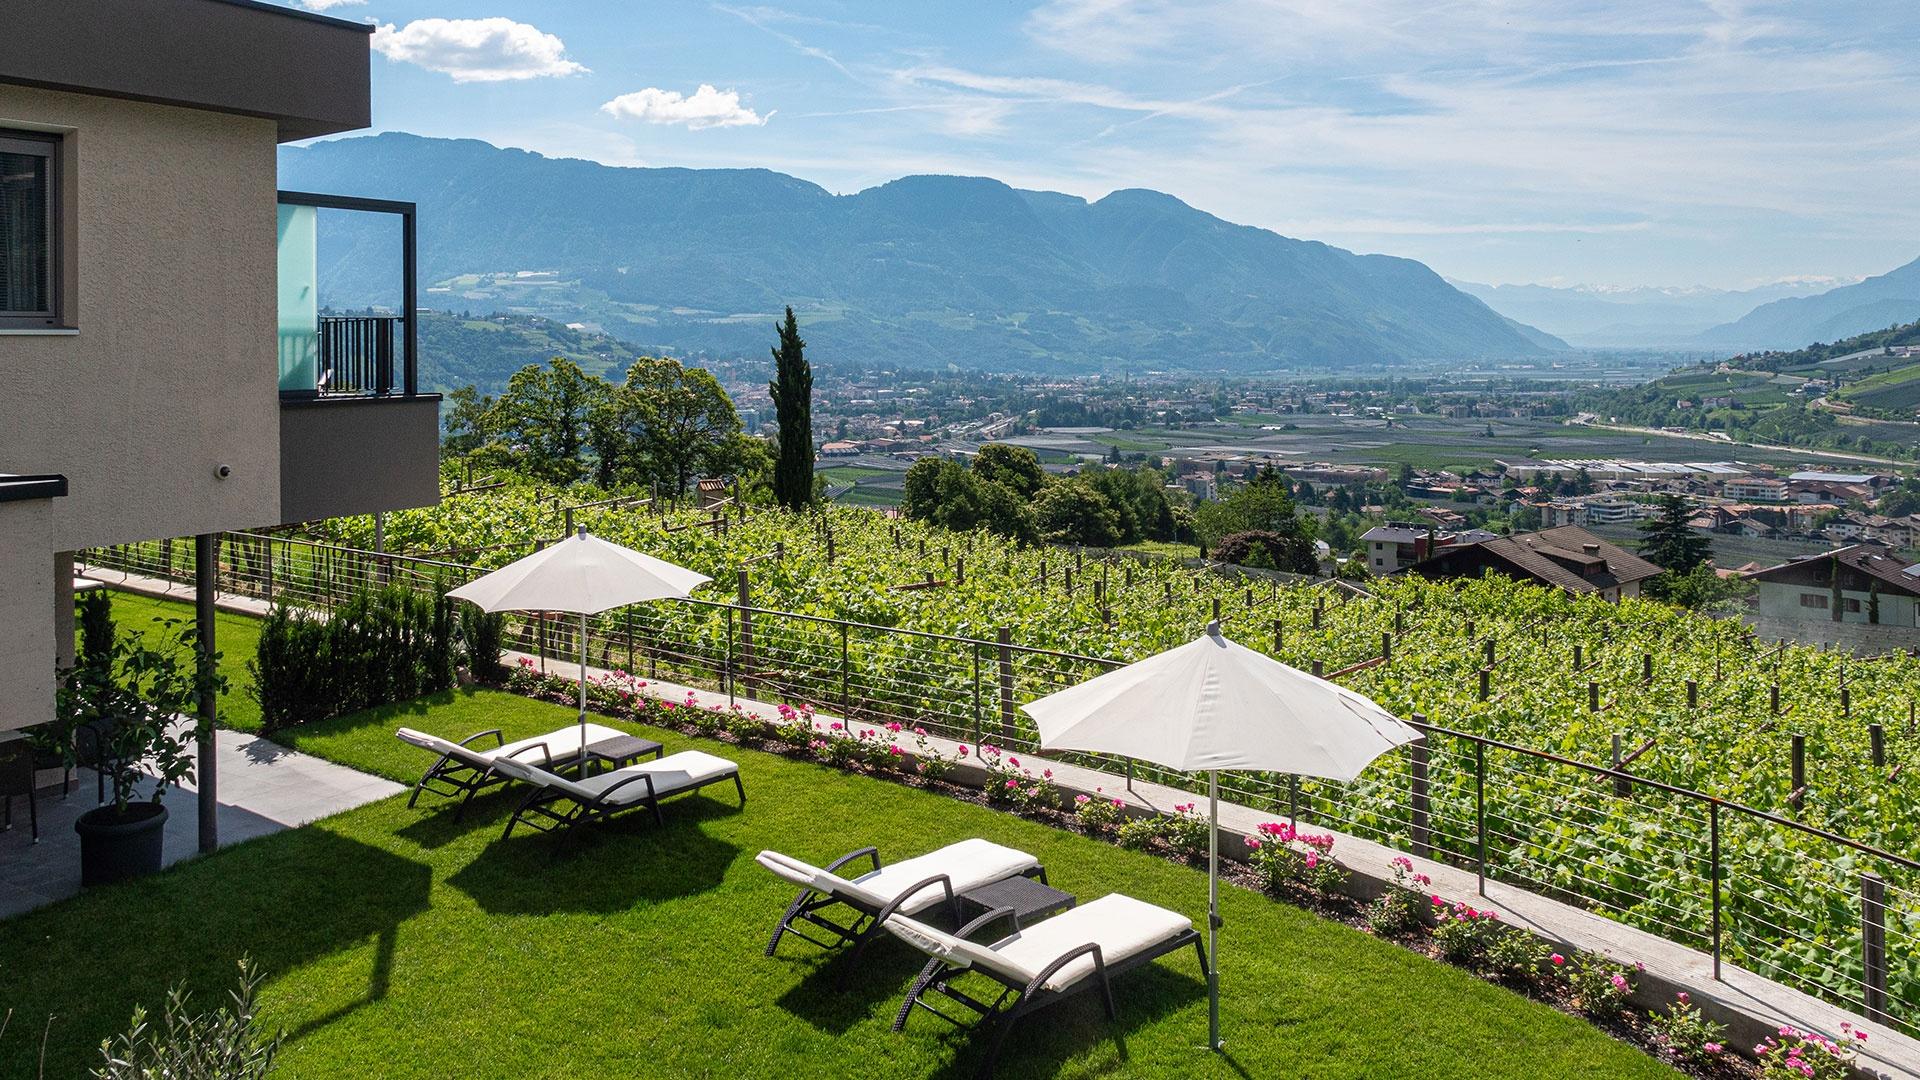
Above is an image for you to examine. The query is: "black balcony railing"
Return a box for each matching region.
[318,315,400,397]
[278,190,419,401]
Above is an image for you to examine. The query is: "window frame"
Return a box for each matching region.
[0,129,62,330]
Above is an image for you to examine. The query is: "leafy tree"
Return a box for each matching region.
[902,458,1037,544]
[614,357,743,496]
[972,444,1047,499]
[1645,563,1753,613]
[1034,480,1122,547]
[487,358,607,484]
[1636,494,1711,573]
[441,385,495,457]
[1211,530,1318,574]
[769,307,814,511]
[1084,466,1180,544]
[1194,471,1316,547]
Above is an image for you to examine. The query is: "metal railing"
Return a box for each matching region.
[81,530,1920,1037]
[317,316,401,397]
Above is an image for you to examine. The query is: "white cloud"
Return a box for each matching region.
[371,19,587,83]
[600,85,771,130]
[296,0,364,10]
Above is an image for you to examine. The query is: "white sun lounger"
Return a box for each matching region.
[887,893,1204,1078]
[756,838,1044,982]
[394,722,628,818]
[490,750,744,840]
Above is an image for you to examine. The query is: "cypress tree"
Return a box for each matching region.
[769,306,814,510]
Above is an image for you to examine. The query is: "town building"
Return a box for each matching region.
[1744,545,1920,628]
[1359,522,1497,574]
[1409,526,1664,602]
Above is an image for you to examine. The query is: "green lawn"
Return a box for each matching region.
[101,591,266,732]
[0,688,1679,1079]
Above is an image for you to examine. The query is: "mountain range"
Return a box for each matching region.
[1450,279,1840,348]
[1691,256,1920,351]
[1459,256,1920,352]
[278,133,1563,373]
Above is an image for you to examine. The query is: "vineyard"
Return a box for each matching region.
[93,476,1920,1034]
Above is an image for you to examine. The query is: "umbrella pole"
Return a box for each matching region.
[578,611,589,772]
[1208,769,1222,1051]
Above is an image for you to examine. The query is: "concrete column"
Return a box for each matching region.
[195,534,218,854]
[0,501,58,734]
[53,550,76,671]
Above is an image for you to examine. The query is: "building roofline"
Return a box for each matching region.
[202,0,374,33]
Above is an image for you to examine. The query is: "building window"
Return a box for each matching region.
[1,130,60,329]
[1845,598,1862,613]
[1800,593,1828,609]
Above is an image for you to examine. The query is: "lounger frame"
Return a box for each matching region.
[892,906,1206,1079]
[404,728,561,820]
[500,761,745,841]
[762,847,1050,987]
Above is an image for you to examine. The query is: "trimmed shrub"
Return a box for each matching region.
[460,605,508,686]
[250,585,458,730]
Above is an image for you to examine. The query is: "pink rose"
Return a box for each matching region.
[1550,954,1565,966]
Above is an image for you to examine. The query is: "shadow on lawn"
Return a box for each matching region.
[774,942,940,1034]
[919,961,1210,1080]
[0,828,431,1078]
[444,798,741,915]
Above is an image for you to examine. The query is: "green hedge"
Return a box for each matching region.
[249,585,457,731]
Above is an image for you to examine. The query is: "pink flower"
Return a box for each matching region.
[1550,954,1565,966]
[1304,852,1319,869]
[1703,1044,1721,1055]
[1005,779,1018,789]
[887,745,903,756]
[1075,794,1090,804]
[1675,992,1689,1005]
[914,727,927,736]
[956,745,969,757]
[1391,856,1413,872]
[885,721,903,733]
[1245,837,1262,850]
[1609,974,1628,992]
[1042,769,1053,780]
[830,722,843,731]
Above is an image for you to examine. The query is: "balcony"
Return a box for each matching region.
[276,191,440,525]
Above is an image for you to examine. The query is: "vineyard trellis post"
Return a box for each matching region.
[1790,734,1807,809]
[1862,871,1889,1025]
[1870,723,1886,768]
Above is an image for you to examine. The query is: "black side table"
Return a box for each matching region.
[957,874,1076,927]
[581,734,664,774]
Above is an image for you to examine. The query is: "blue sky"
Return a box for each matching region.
[291,0,1920,291]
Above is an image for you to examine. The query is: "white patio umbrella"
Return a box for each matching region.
[447,528,711,764]
[1020,620,1420,1051]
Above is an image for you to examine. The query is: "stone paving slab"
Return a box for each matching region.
[0,724,402,920]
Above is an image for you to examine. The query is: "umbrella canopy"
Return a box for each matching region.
[447,529,710,615]
[1020,621,1420,1052]
[447,530,710,761]
[1022,623,1417,782]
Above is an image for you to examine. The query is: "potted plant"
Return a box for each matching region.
[54,616,222,886]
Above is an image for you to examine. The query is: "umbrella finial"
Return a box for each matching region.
[577,525,588,539]
[1205,619,1222,638]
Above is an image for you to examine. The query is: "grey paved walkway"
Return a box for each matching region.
[0,723,401,920]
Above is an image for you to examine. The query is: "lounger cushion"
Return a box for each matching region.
[887,915,1035,986]
[992,894,1192,991]
[573,750,738,805]
[755,850,826,890]
[494,723,628,765]
[851,838,1038,916]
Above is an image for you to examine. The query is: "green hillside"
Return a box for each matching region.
[415,309,655,396]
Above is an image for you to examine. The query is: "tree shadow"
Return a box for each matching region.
[391,788,522,851]
[443,797,741,915]
[0,828,431,1077]
[919,961,1209,1080]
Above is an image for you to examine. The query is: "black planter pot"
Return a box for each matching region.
[75,801,167,886]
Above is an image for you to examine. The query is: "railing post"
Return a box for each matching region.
[970,642,982,748]
[736,569,754,684]
[1287,774,1299,828]
[725,607,736,705]
[625,607,635,674]
[1709,800,1722,981]
[1612,733,1631,798]
[1409,719,1431,858]
[1475,740,1487,896]
[1862,871,1889,1025]
[264,535,275,606]
[996,627,1015,744]
[839,622,851,717]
